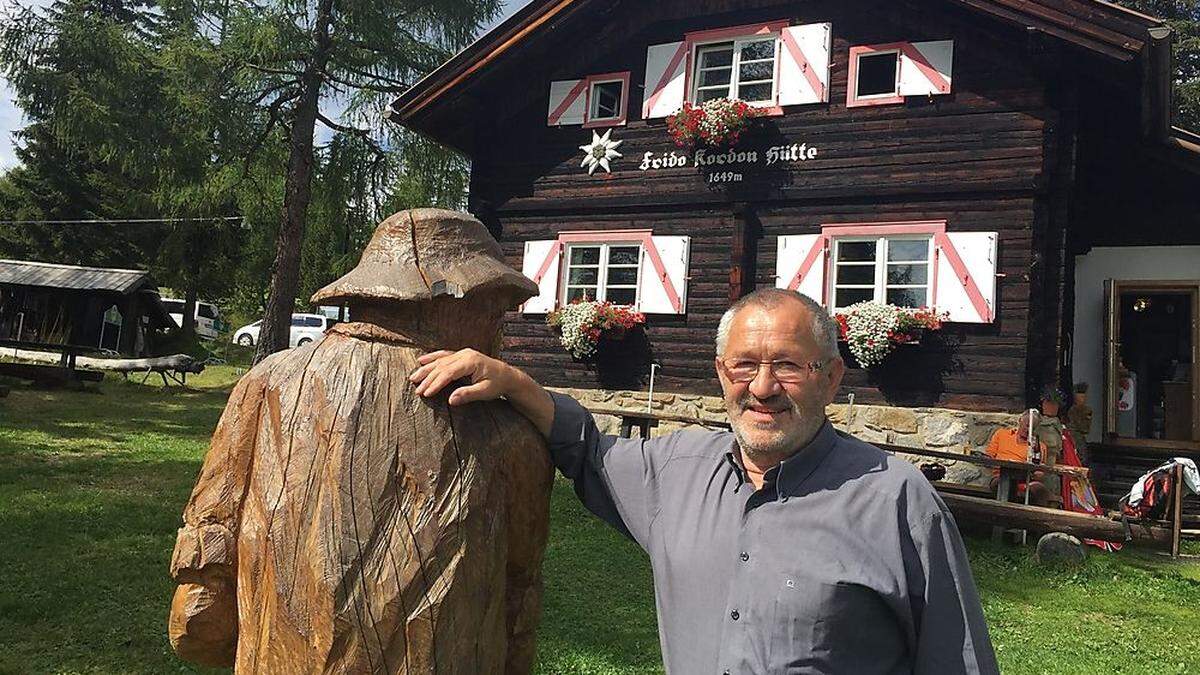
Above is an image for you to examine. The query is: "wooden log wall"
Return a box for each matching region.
[473,0,1071,411]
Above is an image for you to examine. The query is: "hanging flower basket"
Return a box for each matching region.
[666,98,761,149]
[546,300,646,361]
[833,302,948,368]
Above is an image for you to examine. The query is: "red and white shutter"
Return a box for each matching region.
[636,235,689,314]
[933,231,996,323]
[642,41,688,119]
[898,40,953,96]
[777,23,831,106]
[521,239,561,313]
[775,234,827,305]
[547,79,587,126]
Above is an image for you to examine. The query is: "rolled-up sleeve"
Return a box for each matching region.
[910,509,999,674]
[546,392,668,549]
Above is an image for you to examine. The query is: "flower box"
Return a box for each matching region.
[666,98,761,149]
[546,300,646,361]
[833,303,948,368]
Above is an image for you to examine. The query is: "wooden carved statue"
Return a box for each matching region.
[168,209,553,673]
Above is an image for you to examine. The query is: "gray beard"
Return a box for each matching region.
[730,394,818,459]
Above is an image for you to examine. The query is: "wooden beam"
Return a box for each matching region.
[941,492,1171,544]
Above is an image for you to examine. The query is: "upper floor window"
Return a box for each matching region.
[563,243,642,305]
[847,41,954,107]
[547,71,630,127]
[693,38,778,105]
[589,79,625,122]
[642,22,832,119]
[831,237,931,310]
[853,50,900,100]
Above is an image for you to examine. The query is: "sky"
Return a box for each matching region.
[0,0,529,171]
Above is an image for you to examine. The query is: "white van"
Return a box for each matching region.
[162,298,225,340]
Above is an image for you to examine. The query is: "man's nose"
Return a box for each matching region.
[748,363,783,399]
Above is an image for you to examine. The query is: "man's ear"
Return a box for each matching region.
[822,357,846,404]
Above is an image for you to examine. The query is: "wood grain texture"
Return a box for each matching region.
[169,324,553,673]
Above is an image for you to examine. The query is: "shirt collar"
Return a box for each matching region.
[722,420,839,499]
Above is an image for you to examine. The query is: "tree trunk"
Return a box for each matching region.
[253,0,335,363]
[182,286,198,339]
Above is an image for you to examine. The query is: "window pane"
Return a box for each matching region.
[198,304,217,319]
[887,239,929,262]
[608,246,640,265]
[836,288,875,307]
[569,246,600,265]
[697,89,728,103]
[291,316,305,326]
[887,288,927,308]
[886,264,928,285]
[856,52,898,97]
[699,68,732,87]
[700,45,734,68]
[566,287,595,303]
[607,288,636,305]
[837,241,876,262]
[738,83,772,102]
[608,267,638,285]
[592,81,623,119]
[835,264,875,285]
[569,268,599,285]
[305,316,323,327]
[740,40,774,61]
[739,61,774,82]
[162,300,184,313]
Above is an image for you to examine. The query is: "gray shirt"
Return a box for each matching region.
[547,393,998,674]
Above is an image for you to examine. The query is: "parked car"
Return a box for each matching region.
[162,298,226,340]
[232,313,338,348]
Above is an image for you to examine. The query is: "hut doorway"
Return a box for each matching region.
[1103,281,1200,447]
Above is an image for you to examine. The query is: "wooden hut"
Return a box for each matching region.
[388,0,1200,501]
[0,259,173,357]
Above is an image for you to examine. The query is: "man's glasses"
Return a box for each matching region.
[719,358,829,384]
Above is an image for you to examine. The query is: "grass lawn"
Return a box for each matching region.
[1,370,1198,673]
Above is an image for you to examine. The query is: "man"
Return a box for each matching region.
[986,410,1053,507]
[411,288,998,673]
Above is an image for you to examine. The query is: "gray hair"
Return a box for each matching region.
[715,288,840,360]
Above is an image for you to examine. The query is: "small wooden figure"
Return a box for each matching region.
[167,209,552,673]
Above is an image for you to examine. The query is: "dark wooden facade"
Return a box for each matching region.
[392,0,1198,413]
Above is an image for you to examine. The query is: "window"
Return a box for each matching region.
[589,79,624,122]
[693,37,778,105]
[197,303,218,320]
[161,300,184,314]
[563,243,642,305]
[855,51,899,99]
[291,316,306,327]
[832,237,932,310]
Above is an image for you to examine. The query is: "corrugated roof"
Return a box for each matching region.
[0,259,152,294]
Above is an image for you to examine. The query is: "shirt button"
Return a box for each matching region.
[740,551,749,562]
[730,610,740,621]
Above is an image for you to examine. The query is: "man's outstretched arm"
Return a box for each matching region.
[409,349,665,548]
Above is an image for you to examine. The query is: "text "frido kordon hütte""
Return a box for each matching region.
[638,143,819,171]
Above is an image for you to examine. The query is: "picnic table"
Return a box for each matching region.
[583,404,731,438]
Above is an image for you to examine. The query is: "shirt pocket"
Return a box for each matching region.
[769,579,877,673]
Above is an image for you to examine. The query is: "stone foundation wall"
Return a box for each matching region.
[547,386,1018,487]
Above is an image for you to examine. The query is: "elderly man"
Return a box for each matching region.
[411,288,997,674]
[986,410,1054,507]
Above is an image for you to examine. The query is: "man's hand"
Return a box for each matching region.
[409,349,555,437]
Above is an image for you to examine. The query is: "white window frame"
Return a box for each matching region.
[690,35,781,106]
[830,235,933,310]
[587,78,625,123]
[852,48,901,101]
[561,241,644,306]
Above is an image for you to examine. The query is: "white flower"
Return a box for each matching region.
[579,129,623,175]
[842,301,900,368]
[555,302,600,359]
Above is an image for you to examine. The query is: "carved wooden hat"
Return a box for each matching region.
[311,208,536,308]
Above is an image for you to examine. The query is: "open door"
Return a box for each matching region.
[1102,280,1200,447]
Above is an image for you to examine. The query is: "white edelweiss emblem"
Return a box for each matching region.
[579,129,623,175]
